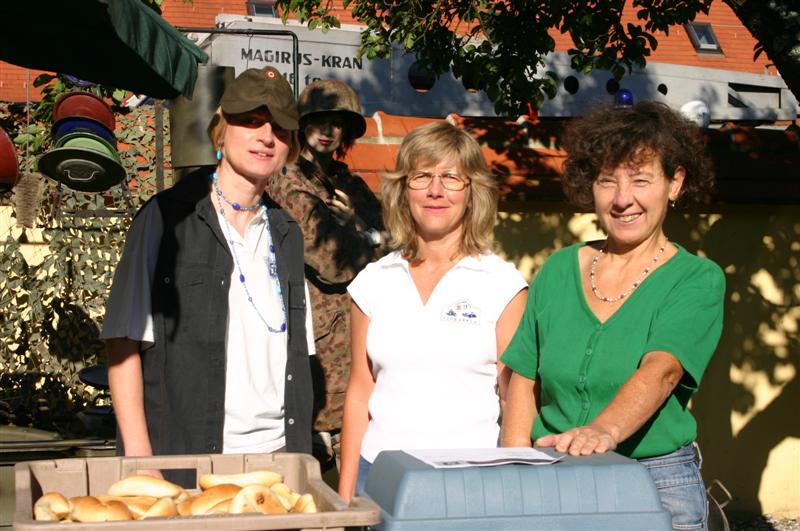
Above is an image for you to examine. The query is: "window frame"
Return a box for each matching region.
[684,22,723,55]
[246,0,277,17]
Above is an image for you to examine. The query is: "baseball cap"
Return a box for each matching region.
[219,67,299,130]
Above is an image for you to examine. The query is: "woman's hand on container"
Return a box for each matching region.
[535,424,617,456]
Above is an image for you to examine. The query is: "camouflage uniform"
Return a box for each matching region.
[268,156,386,432]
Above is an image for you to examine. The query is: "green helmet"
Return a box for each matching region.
[298,79,367,139]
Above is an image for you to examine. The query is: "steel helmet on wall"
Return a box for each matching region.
[298,79,367,139]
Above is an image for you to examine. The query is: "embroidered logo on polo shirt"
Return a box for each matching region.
[441,300,481,325]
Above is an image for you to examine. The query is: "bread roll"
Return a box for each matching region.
[190,484,242,516]
[176,494,198,516]
[207,498,232,514]
[141,497,178,519]
[69,496,133,522]
[229,485,287,515]
[292,492,318,514]
[269,483,300,511]
[199,470,283,490]
[33,492,71,521]
[97,495,157,519]
[293,493,318,514]
[107,475,185,500]
[31,470,318,520]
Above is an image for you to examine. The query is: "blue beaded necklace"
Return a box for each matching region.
[214,180,262,212]
[212,172,286,333]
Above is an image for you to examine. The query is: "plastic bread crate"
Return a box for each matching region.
[14,452,380,530]
[363,450,673,530]
[1,427,74,529]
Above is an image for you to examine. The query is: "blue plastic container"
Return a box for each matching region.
[364,450,673,530]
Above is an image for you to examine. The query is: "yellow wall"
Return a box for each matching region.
[495,201,800,517]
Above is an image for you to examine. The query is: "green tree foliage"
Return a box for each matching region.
[723,0,800,103]
[277,0,713,114]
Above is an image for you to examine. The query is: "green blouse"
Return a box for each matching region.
[501,242,725,458]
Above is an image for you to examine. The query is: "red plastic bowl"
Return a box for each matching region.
[0,126,19,188]
[53,92,115,132]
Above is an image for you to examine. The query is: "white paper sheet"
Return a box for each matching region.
[405,448,563,468]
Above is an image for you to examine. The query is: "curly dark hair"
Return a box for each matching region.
[561,101,715,209]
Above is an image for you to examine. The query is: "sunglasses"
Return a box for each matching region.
[226,110,286,132]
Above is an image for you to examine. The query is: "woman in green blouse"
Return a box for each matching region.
[501,101,724,531]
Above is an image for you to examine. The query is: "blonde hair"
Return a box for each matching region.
[381,121,497,261]
[207,107,300,164]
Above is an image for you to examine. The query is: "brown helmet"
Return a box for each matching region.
[298,79,367,139]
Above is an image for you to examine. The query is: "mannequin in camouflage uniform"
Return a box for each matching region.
[267,79,387,468]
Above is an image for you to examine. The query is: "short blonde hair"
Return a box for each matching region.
[381,121,498,261]
[207,107,300,164]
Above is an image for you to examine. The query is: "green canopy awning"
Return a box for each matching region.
[0,0,208,99]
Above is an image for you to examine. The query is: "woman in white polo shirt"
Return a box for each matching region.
[337,121,528,501]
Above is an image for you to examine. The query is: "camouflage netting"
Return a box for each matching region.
[0,102,171,436]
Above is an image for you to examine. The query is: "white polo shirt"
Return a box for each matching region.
[348,251,527,462]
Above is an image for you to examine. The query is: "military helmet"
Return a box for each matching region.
[298,79,367,139]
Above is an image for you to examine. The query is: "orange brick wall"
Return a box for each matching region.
[0,0,774,103]
[160,0,246,28]
[0,63,50,103]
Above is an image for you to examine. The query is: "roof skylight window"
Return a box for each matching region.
[685,22,723,54]
[247,0,277,17]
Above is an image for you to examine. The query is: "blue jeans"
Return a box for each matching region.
[638,442,708,531]
[355,456,372,496]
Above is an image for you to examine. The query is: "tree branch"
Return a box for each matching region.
[723,0,800,101]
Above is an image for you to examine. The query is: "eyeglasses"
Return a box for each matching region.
[407,171,470,191]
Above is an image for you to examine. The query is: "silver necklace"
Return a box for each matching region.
[590,240,667,303]
[212,172,286,333]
